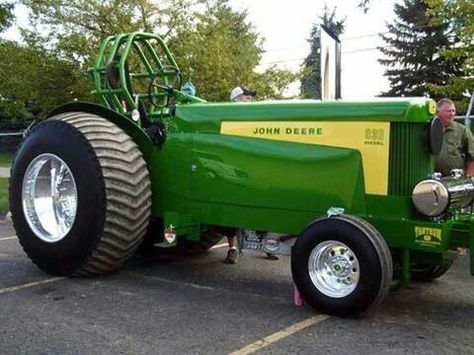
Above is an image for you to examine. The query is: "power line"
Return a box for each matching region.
[262,32,390,54]
[258,58,305,65]
[340,32,389,40]
[262,44,308,53]
[343,45,392,54]
[259,45,393,66]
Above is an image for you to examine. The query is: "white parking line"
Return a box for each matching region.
[210,243,228,249]
[127,272,287,303]
[0,236,17,241]
[0,277,65,295]
[229,314,329,355]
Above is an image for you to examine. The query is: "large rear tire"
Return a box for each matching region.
[9,112,151,276]
[291,215,392,317]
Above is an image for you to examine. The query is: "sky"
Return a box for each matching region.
[4,1,397,99]
[228,0,396,98]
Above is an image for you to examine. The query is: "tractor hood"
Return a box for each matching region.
[173,97,436,133]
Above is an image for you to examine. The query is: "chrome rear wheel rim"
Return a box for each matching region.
[22,153,78,242]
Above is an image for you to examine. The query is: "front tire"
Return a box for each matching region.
[291,215,392,317]
[9,112,151,276]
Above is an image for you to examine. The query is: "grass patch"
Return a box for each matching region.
[0,152,12,167]
[0,177,8,214]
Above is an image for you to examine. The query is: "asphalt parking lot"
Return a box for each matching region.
[1,220,474,355]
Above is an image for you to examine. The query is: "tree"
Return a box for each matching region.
[379,0,464,101]
[20,0,295,102]
[170,1,296,101]
[0,2,14,33]
[252,66,300,100]
[0,41,88,119]
[21,0,202,63]
[169,2,261,101]
[425,0,473,111]
[300,6,345,99]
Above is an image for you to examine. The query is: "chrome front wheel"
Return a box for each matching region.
[308,240,360,298]
[291,215,393,316]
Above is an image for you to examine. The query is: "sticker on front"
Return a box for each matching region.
[164,224,177,244]
[414,227,442,247]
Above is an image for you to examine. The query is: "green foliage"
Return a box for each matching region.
[0,177,8,213]
[425,0,473,112]
[21,0,175,60]
[16,0,295,104]
[0,2,14,33]
[14,0,211,117]
[169,2,261,101]
[162,1,296,101]
[253,66,300,100]
[379,0,465,105]
[25,0,204,53]
[0,152,12,167]
[0,41,91,118]
[19,0,215,101]
[300,6,345,99]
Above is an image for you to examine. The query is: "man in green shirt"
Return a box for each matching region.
[435,98,474,176]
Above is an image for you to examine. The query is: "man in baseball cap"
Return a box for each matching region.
[229,86,256,102]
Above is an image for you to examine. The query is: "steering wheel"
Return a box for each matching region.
[162,65,182,89]
[148,66,182,108]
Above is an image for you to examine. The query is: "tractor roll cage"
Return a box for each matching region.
[89,32,204,125]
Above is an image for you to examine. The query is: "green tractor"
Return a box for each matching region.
[9,32,474,316]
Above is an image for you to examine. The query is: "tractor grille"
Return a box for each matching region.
[388,122,434,196]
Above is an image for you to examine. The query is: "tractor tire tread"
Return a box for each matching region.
[57,113,151,275]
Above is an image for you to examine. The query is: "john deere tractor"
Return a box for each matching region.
[9,32,474,316]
